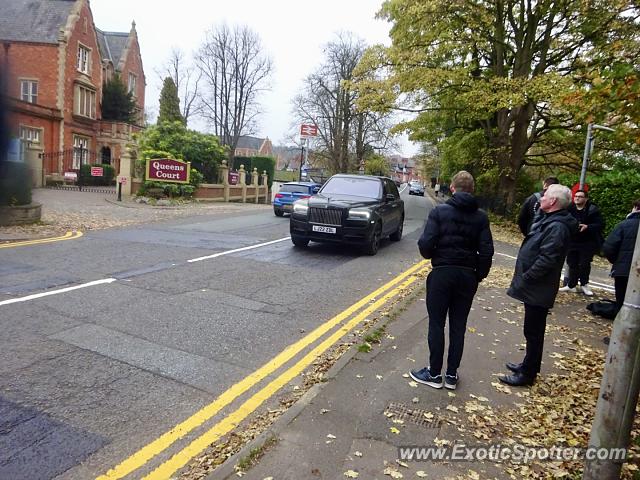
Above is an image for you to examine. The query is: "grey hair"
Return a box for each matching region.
[545,184,572,209]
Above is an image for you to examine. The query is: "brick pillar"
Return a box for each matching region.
[118,147,134,196]
[238,164,247,202]
[261,170,269,204]
[220,160,230,202]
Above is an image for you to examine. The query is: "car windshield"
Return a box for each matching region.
[280,184,310,194]
[320,177,382,199]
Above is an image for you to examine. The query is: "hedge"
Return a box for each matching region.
[79,163,115,186]
[232,156,275,189]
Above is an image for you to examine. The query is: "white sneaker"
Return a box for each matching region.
[581,284,594,296]
[559,286,577,293]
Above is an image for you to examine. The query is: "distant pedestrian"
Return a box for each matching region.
[602,199,640,312]
[434,183,440,197]
[517,177,559,236]
[500,184,577,387]
[411,171,494,390]
[558,190,604,296]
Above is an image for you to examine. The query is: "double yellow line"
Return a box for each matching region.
[98,259,430,480]
[0,231,83,249]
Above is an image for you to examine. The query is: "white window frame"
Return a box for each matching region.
[72,135,90,169]
[77,44,91,74]
[19,125,42,145]
[74,84,96,119]
[20,79,38,103]
[128,72,137,95]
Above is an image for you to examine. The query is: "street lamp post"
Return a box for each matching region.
[579,123,615,189]
[299,139,305,182]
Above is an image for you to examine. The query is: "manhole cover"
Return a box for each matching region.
[385,402,442,429]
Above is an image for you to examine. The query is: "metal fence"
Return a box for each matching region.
[42,148,98,175]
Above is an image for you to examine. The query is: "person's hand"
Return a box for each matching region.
[579,223,588,232]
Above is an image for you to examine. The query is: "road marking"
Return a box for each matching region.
[187,237,291,263]
[496,252,518,260]
[97,260,429,480]
[0,230,83,249]
[143,273,424,479]
[0,278,117,307]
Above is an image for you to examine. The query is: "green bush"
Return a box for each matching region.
[233,156,275,188]
[79,164,115,186]
[137,169,201,199]
[0,162,32,206]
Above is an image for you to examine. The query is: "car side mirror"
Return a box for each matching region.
[385,193,396,203]
[312,187,320,194]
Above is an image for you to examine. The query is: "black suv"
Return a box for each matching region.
[289,174,404,255]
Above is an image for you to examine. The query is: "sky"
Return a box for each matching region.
[91,0,418,157]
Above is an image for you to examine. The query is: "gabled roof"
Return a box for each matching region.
[96,29,129,67]
[236,135,265,151]
[0,0,75,44]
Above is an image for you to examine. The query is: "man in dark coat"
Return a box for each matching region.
[602,199,640,312]
[500,184,578,387]
[517,177,559,235]
[558,190,604,296]
[411,171,494,390]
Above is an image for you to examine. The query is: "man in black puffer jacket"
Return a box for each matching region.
[500,184,578,387]
[603,199,640,312]
[411,171,494,391]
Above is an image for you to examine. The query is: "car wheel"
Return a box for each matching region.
[364,223,382,256]
[274,208,284,217]
[390,216,404,241]
[291,235,309,247]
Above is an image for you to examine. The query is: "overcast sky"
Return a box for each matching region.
[91,0,418,156]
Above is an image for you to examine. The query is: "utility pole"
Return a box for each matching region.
[580,123,615,189]
[298,139,305,182]
[583,221,640,479]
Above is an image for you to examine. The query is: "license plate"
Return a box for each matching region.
[312,225,336,234]
[283,204,292,211]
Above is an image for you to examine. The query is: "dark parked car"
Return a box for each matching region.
[289,174,404,255]
[273,182,321,216]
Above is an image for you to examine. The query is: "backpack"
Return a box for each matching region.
[586,299,618,320]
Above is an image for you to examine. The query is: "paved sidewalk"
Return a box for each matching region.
[0,188,270,242]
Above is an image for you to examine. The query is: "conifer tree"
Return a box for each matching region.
[158,77,185,125]
[101,74,137,123]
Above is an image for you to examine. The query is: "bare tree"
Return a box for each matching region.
[293,32,396,174]
[155,48,201,125]
[196,24,273,161]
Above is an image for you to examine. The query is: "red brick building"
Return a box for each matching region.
[0,0,145,180]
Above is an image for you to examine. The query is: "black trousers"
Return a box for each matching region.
[566,247,594,287]
[521,304,549,378]
[426,267,478,376]
[615,276,629,312]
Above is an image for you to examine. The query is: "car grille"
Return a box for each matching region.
[309,207,342,226]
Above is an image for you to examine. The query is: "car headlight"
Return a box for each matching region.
[293,199,309,215]
[347,208,371,220]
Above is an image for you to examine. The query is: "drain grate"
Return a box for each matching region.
[385,402,442,429]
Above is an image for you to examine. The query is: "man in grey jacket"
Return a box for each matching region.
[500,184,578,386]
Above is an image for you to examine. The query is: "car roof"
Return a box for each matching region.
[330,174,388,181]
[282,181,321,186]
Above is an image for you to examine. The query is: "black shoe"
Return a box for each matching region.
[499,372,535,387]
[603,336,610,345]
[506,362,523,373]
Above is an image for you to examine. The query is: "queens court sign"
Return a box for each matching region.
[146,158,191,183]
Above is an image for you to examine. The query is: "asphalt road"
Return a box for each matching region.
[0,188,434,479]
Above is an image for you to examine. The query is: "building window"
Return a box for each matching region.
[20,126,42,145]
[128,73,137,95]
[20,80,38,103]
[73,135,90,169]
[77,44,90,74]
[74,84,96,119]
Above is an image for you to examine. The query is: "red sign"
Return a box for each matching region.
[145,158,191,184]
[300,124,318,137]
[228,172,239,185]
[90,167,104,177]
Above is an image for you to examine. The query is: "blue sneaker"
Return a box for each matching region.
[409,367,443,389]
[444,373,458,390]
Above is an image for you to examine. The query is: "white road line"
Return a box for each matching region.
[0,278,117,307]
[187,237,291,263]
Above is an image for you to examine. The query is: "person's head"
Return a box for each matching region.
[540,184,572,213]
[450,170,474,194]
[632,199,640,212]
[542,176,559,190]
[573,189,588,208]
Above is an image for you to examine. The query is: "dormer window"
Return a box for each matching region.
[77,44,90,74]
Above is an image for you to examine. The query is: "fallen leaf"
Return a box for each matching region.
[412,397,419,403]
[354,451,363,457]
[327,434,337,439]
[390,427,400,434]
[376,375,383,380]
[383,467,403,479]
[320,408,330,414]
[408,381,418,388]
[396,459,409,468]
[448,392,456,397]
[446,405,459,413]
[344,470,359,478]
[402,373,410,378]
[416,472,428,478]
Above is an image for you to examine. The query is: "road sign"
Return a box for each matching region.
[300,124,318,138]
[90,166,104,177]
[116,175,128,185]
[146,158,191,184]
[64,171,77,181]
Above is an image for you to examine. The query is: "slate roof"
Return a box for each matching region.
[236,136,265,151]
[96,29,129,67]
[0,0,75,44]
